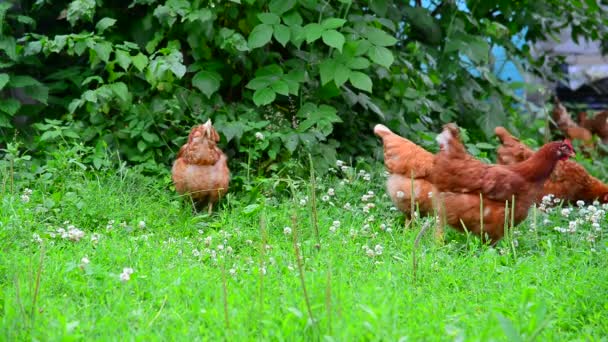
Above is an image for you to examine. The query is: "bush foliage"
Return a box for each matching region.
[1,0,607,175]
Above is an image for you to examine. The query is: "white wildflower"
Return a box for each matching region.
[138,221,146,229]
[336,160,345,167]
[81,257,90,266]
[374,244,383,255]
[120,267,134,282]
[343,202,352,210]
[229,268,237,276]
[363,173,371,181]
[327,188,335,196]
[32,233,42,244]
[561,208,571,217]
[321,195,330,202]
[255,132,264,140]
[577,200,585,207]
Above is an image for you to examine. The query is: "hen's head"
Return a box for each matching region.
[188,119,220,145]
[556,139,575,161]
[436,123,462,153]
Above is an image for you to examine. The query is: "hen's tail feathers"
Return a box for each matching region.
[495,126,521,146]
[373,124,434,175]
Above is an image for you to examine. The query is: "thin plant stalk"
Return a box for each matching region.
[220,247,230,330]
[325,259,332,335]
[479,193,484,243]
[510,195,517,259]
[291,214,316,328]
[30,243,45,322]
[308,154,321,250]
[258,214,267,322]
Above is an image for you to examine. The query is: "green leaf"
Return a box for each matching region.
[255,64,283,77]
[348,57,370,69]
[349,71,372,92]
[274,24,291,47]
[108,82,130,103]
[368,45,394,68]
[142,131,159,143]
[271,80,289,96]
[322,30,345,52]
[24,41,42,56]
[23,85,49,105]
[258,13,280,25]
[248,24,274,49]
[321,18,346,30]
[192,70,222,98]
[0,74,9,90]
[9,75,41,88]
[319,59,337,86]
[187,8,213,23]
[269,0,296,14]
[364,27,397,47]
[246,76,273,90]
[282,133,299,153]
[131,53,149,72]
[0,98,21,116]
[95,17,117,33]
[497,314,523,342]
[303,23,323,43]
[282,11,302,26]
[333,63,350,87]
[115,49,132,71]
[253,87,276,106]
[93,41,113,63]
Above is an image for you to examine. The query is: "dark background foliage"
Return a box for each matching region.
[1,0,607,178]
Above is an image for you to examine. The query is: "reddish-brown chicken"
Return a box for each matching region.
[579,110,608,144]
[172,120,230,213]
[374,124,434,217]
[496,126,608,204]
[553,98,593,145]
[431,123,575,243]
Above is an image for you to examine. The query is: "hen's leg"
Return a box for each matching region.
[207,202,213,215]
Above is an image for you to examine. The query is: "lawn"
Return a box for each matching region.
[1,148,607,341]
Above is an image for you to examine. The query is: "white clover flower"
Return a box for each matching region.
[561,208,571,217]
[299,198,307,206]
[21,194,30,203]
[374,244,383,255]
[229,268,237,276]
[396,191,405,199]
[192,249,201,257]
[217,244,225,251]
[32,233,42,244]
[255,132,264,140]
[332,220,341,228]
[386,227,393,233]
[138,221,146,229]
[90,233,100,243]
[340,165,349,172]
[120,267,134,282]
[336,160,345,167]
[66,226,85,242]
[204,236,212,246]
[343,203,352,210]
[327,188,335,196]
[576,200,585,207]
[321,195,330,202]
[81,257,90,266]
[245,239,253,245]
[365,247,375,258]
[363,173,371,181]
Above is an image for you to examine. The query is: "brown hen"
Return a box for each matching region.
[172,120,230,213]
[579,110,608,144]
[495,126,608,204]
[431,123,574,243]
[374,124,435,217]
[552,98,593,146]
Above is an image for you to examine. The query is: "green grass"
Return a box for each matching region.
[1,156,608,341]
